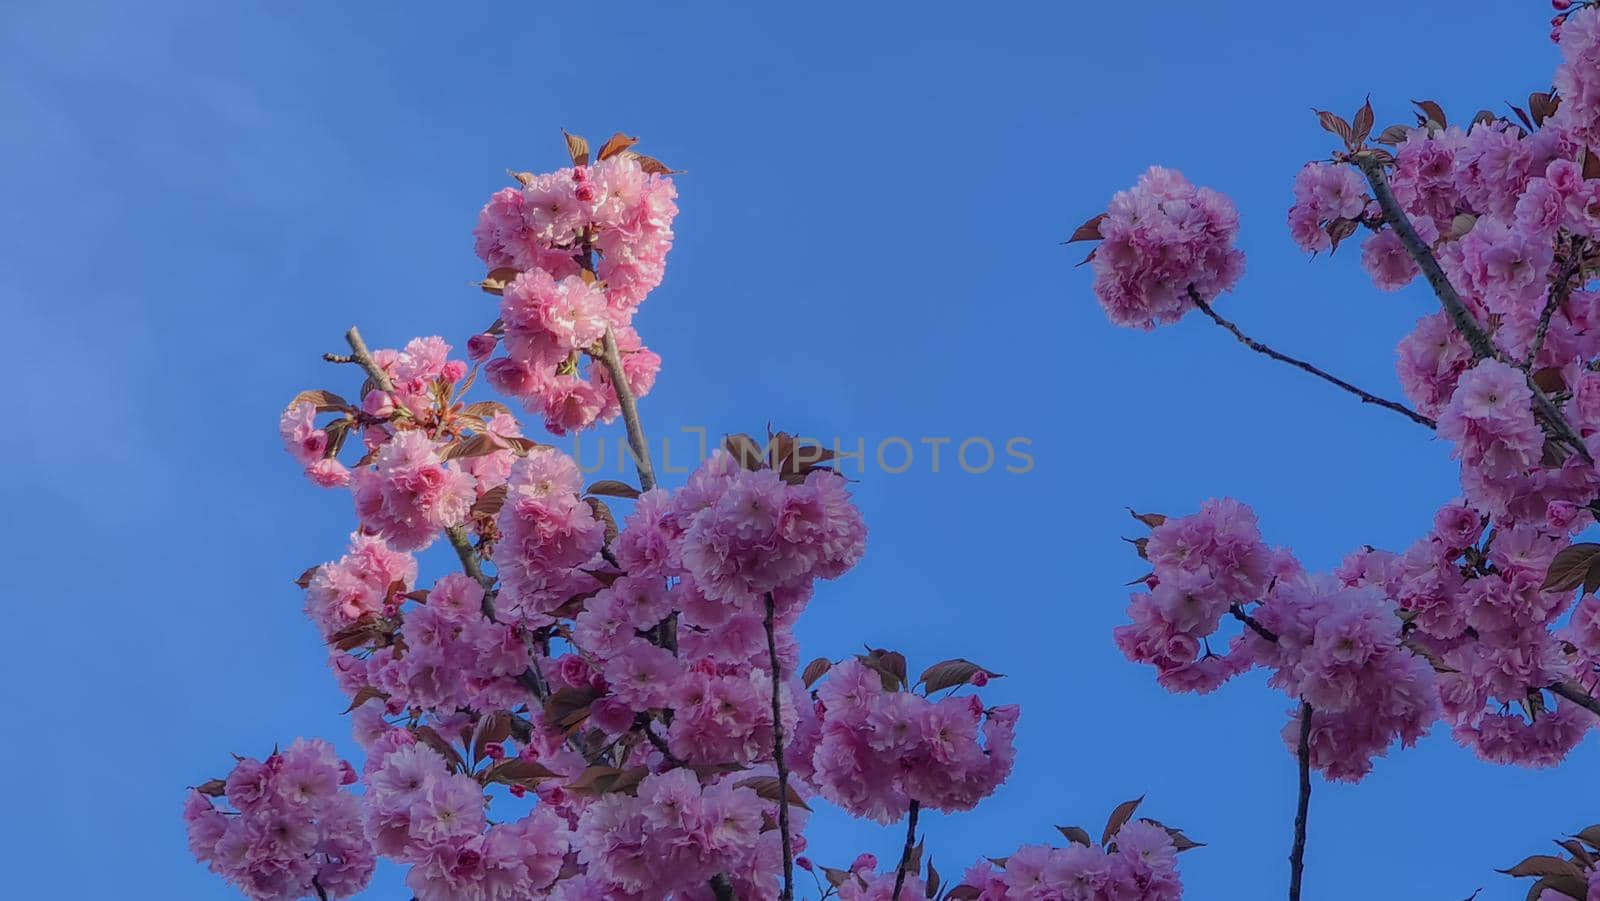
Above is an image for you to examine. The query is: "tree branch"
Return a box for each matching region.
[1351,154,1592,461]
[445,524,497,610]
[710,873,736,901]
[1550,680,1600,718]
[598,327,657,492]
[892,800,921,901]
[328,326,397,393]
[1289,700,1313,901]
[764,592,795,901]
[1190,291,1434,429]
[1230,603,1280,643]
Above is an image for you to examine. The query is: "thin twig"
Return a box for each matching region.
[598,327,657,491]
[1289,701,1313,901]
[1526,246,1585,368]
[311,876,330,901]
[892,800,921,901]
[1550,680,1600,718]
[639,716,687,767]
[1190,291,1434,428]
[764,592,795,901]
[1230,603,1280,643]
[1352,154,1592,461]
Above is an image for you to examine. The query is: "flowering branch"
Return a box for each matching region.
[1289,701,1313,901]
[1351,154,1592,462]
[326,326,397,393]
[1189,290,1435,428]
[599,326,657,492]
[892,800,921,901]
[764,591,795,901]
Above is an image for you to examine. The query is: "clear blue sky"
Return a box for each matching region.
[3,1,1591,897]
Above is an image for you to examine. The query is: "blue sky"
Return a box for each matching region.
[3,1,1592,897]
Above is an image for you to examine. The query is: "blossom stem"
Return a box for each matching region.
[892,800,921,901]
[599,326,657,492]
[1289,700,1313,901]
[1351,154,1592,462]
[764,591,795,901]
[1189,291,1435,428]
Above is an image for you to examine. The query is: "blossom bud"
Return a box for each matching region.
[362,390,395,418]
[484,741,506,760]
[467,333,497,361]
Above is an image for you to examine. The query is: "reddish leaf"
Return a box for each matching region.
[802,657,832,687]
[195,779,227,797]
[471,484,508,518]
[1315,110,1354,147]
[461,400,513,420]
[484,757,559,788]
[584,497,618,544]
[342,685,389,714]
[440,433,503,462]
[918,658,1002,694]
[562,129,590,167]
[624,151,680,175]
[293,565,321,589]
[1057,825,1093,846]
[736,776,812,811]
[1585,149,1600,181]
[1542,543,1600,592]
[1352,96,1374,147]
[596,132,639,161]
[479,267,519,296]
[1498,855,1587,880]
[944,888,982,901]
[1127,508,1166,528]
[1413,99,1448,129]
[1102,796,1144,846]
[1066,212,1108,244]
[585,479,642,499]
[290,389,350,412]
[1375,124,1412,146]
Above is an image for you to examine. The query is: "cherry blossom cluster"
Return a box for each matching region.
[1082,166,1245,329]
[1115,502,1441,781]
[955,820,1184,901]
[1080,6,1600,895]
[472,138,675,435]
[183,740,374,900]
[794,656,1017,824]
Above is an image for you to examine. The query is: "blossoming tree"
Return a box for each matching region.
[184,128,1192,901]
[1082,3,1600,899]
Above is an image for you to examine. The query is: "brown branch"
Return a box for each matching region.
[764,592,795,901]
[892,800,921,901]
[329,326,397,393]
[1551,680,1600,718]
[1190,291,1434,429]
[1352,154,1592,461]
[1289,701,1313,901]
[1230,603,1280,643]
[599,327,657,491]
